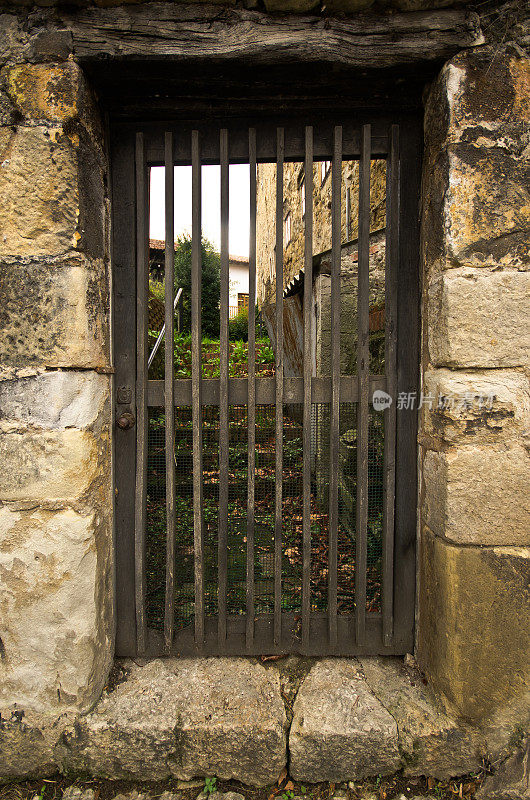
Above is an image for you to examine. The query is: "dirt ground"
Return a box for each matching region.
[0,769,488,800]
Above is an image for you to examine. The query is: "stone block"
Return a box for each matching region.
[359,657,482,779]
[0,15,24,65]
[0,428,101,503]
[0,505,112,714]
[289,659,401,782]
[443,145,530,270]
[423,54,530,273]
[422,446,530,546]
[0,125,105,258]
[0,255,109,373]
[0,371,110,431]
[0,126,77,256]
[4,63,80,124]
[428,268,530,368]
[433,54,530,146]
[418,527,530,726]
[476,737,530,799]
[0,715,57,779]
[0,82,17,126]
[28,30,74,62]
[58,658,287,785]
[422,368,530,446]
[3,61,101,143]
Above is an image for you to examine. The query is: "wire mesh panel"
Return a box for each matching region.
[112,114,420,658]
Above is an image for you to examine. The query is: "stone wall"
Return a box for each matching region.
[417,50,530,737]
[0,0,528,783]
[0,29,114,744]
[312,230,386,377]
[259,231,386,377]
[257,159,386,308]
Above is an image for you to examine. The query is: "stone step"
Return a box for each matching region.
[13,656,485,784]
[5,656,482,784]
[56,658,287,786]
[289,657,483,783]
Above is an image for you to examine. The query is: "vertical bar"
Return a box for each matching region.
[382,124,399,647]
[393,118,421,650]
[191,129,205,647]
[112,132,137,657]
[356,124,371,645]
[134,132,148,654]
[274,127,284,646]
[163,133,176,652]
[246,128,257,649]
[328,125,342,649]
[302,126,313,649]
[218,129,229,647]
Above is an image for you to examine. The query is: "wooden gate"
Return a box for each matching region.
[112,114,420,658]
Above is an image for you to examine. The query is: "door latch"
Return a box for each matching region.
[116,411,135,430]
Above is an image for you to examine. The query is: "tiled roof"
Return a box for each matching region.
[149,239,248,264]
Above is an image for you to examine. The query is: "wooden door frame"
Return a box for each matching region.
[110,109,421,658]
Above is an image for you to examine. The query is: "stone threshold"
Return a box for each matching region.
[0,656,487,783]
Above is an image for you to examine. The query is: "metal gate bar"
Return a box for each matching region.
[246,127,257,649]
[301,125,313,649]
[382,124,399,647]
[218,128,229,647]
[163,131,176,652]
[328,124,342,648]
[191,129,205,647]
[274,127,285,647]
[117,115,420,658]
[134,131,148,654]
[356,124,371,645]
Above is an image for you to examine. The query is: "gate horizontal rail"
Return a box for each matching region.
[147,376,388,406]
[112,114,420,659]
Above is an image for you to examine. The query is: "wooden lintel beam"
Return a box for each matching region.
[57,5,484,69]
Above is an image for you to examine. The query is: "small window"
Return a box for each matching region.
[321,160,331,184]
[284,213,292,246]
[238,292,249,310]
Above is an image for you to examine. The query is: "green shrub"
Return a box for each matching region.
[173,235,221,338]
[229,307,249,341]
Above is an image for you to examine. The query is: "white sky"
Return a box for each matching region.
[149,165,250,258]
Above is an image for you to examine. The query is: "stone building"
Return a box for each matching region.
[257,160,386,307]
[257,160,386,375]
[0,0,529,788]
[257,160,386,380]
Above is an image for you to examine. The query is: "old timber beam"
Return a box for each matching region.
[57,4,484,69]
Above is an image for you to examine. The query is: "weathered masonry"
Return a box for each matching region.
[0,0,529,784]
